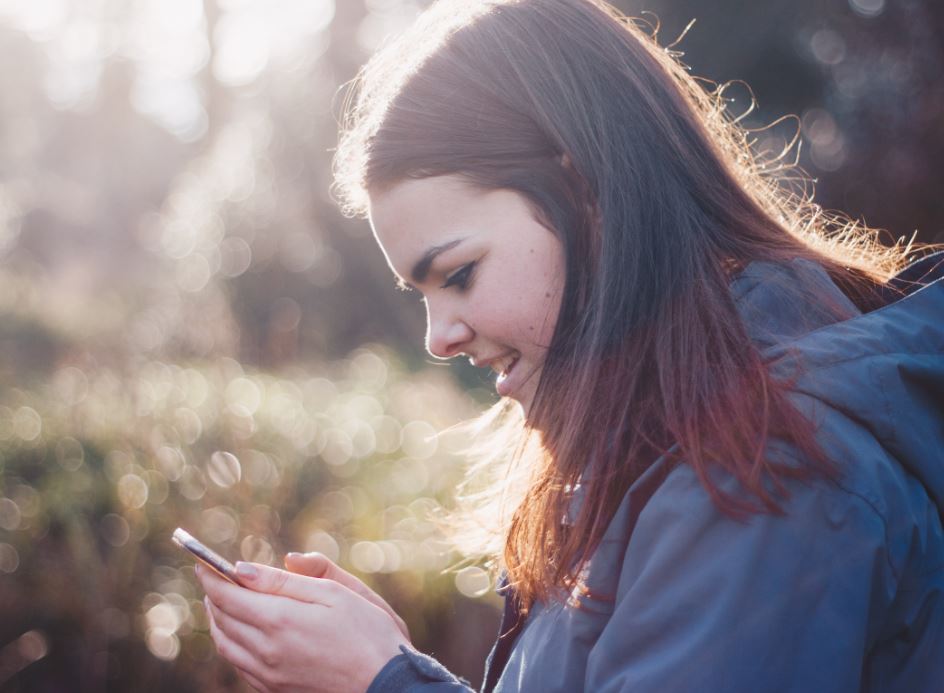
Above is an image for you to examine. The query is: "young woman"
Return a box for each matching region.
[196,0,944,691]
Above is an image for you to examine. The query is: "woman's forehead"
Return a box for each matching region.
[368,176,487,250]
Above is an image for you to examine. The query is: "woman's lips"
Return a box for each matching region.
[495,356,520,397]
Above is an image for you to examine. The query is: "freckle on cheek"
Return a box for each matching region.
[545,292,551,298]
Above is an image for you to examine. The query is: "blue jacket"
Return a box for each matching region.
[368,255,944,693]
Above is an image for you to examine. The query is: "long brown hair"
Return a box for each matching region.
[333,0,912,610]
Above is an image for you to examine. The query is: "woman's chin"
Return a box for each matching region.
[509,375,542,422]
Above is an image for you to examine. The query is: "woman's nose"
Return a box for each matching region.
[425,306,473,359]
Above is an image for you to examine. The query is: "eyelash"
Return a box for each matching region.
[441,262,476,291]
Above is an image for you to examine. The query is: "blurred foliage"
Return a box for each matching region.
[0,0,941,690]
[619,0,944,245]
[0,350,497,690]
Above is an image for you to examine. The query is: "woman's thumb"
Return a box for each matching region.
[283,551,333,579]
[284,552,364,598]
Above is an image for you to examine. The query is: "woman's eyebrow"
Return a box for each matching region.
[405,237,467,289]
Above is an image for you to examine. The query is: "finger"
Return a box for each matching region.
[206,598,270,691]
[285,552,410,638]
[238,669,269,693]
[207,608,268,691]
[283,551,336,578]
[284,553,395,611]
[205,596,268,656]
[233,562,339,605]
[197,564,295,632]
[196,562,255,612]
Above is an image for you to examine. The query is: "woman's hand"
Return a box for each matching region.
[282,552,409,640]
[196,560,411,693]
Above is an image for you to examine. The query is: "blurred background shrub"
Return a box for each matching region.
[0,0,941,690]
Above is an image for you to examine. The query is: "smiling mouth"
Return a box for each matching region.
[495,356,520,396]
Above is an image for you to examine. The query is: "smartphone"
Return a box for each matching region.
[172,527,245,587]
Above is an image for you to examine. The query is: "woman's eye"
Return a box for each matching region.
[441,262,476,291]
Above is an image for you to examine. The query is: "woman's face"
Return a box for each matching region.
[368,175,565,414]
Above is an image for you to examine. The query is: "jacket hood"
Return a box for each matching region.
[732,253,944,513]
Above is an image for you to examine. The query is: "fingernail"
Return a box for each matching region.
[286,552,302,560]
[235,562,258,580]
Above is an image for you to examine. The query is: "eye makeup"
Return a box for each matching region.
[441,261,477,290]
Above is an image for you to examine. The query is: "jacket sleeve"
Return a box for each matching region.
[366,646,475,693]
[583,462,897,693]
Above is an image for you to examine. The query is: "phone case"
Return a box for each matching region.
[173,527,245,586]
